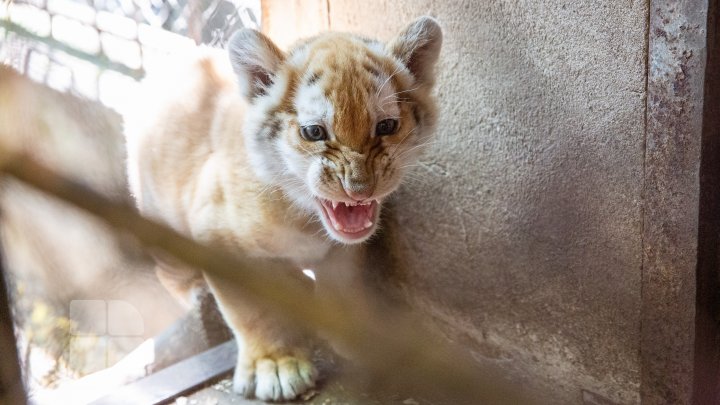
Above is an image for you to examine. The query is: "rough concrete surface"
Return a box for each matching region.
[257,1,715,403]
[311,1,648,404]
[183,377,436,405]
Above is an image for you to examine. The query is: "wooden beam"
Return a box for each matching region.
[90,340,237,405]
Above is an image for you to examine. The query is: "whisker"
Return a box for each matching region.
[393,139,446,160]
[379,86,420,103]
[375,63,405,99]
[389,127,419,160]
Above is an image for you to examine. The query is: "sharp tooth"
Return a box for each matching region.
[364,219,373,228]
[332,201,338,209]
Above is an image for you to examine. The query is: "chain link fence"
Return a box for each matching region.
[0,0,260,108]
[0,0,260,398]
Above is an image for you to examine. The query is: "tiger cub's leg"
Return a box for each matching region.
[204,270,318,402]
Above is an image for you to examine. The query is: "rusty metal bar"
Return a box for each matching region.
[642,0,709,403]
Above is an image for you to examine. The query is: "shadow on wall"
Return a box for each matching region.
[352,2,646,404]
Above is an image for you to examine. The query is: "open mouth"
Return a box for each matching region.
[317,198,379,241]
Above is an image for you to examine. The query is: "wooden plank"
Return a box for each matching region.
[90,340,237,405]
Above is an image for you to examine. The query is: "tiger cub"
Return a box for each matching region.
[124,16,442,401]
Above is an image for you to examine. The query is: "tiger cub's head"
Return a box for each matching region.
[228,17,442,244]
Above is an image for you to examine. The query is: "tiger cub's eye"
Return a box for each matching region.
[375,119,398,136]
[300,125,327,141]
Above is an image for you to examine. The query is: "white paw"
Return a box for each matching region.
[233,355,318,401]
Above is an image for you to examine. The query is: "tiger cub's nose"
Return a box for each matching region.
[345,187,374,202]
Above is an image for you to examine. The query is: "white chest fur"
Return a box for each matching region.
[185,155,332,266]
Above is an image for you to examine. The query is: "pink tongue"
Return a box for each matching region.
[329,203,371,232]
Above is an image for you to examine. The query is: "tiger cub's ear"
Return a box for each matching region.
[228,29,285,99]
[387,16,443,88]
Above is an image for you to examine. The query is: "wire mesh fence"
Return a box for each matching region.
[0,0,260,398]
[0,0,260,107]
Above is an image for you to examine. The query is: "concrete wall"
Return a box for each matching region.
[262,1,708,403]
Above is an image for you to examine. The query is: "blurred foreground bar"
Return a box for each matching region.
[0,149,539,404]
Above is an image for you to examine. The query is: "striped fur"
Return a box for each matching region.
[125,17,442,402]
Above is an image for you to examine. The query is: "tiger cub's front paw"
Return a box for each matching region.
[233,353,318,401]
